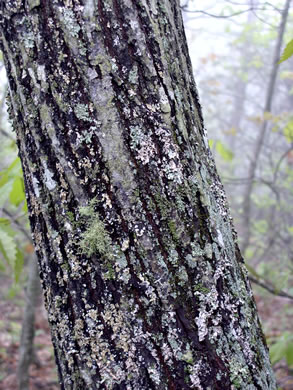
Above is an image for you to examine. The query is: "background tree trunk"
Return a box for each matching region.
[18,254,41,390]
[240,0,291,256]
[0,1,276,389]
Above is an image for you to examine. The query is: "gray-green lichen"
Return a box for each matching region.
[61,8,81,38]
[28,0,40,11]
[74,104,91,122]
[78,199,111,257]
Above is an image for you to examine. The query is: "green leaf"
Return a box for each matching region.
[253,219,268,234]
[0,157,22,188]
[280,71,293,80]
[22,199,28,213]
[245,263,260,279]
[284,119,293,143]
[270,332,293,367]
[248,57,263,68]
[288,226,293,236]
[0,172,8,188]
[215,141,234,161]
[0,180,13,207]
[0,226,17,265]
[208,139,214,148]
[286,342,293,367]
[239,72,248,82]
[7,157,21,173]
[0,218,10,226]
[0,157,25,207]
[244,247,254,260]
[0,260,5,272]
[9,177,25,206]
[0,157,21,181]
[6,283,21,300]
[0,222,17,238]
[270,338,287,364]
[278,39,293,64]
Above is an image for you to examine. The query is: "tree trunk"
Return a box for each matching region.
[18,254,41,390]
[0,1,276,389]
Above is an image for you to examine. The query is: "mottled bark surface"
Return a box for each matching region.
[0,1,276,389]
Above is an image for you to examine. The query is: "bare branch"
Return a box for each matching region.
[249,275,293,301]
[2,208,31,242]
[182,7,257,19]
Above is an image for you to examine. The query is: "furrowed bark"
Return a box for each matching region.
[0,1,276,389]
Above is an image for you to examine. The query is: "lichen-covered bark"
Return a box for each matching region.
[0,1,276,389]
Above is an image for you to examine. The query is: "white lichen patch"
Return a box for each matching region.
[158,86,171,114]
[155,127,183,183]
[32,175,40,197]
[102,193,112,208]
[22,31,35,49]
[181,345,193,364]
[195,285,219,342]
[37,64,47,84]
[74,104,91,122]
[129,125,156,165]
[163,158,183,183]
[60,7,81,38]
[217,229,225,247]
[42,161,56,191]
[128,65,138,84]
[189,357,204,389]
[121,238,129,252]
[28,0,40,10]
[147,365,161,386]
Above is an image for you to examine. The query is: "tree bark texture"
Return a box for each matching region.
[0,1,276,389]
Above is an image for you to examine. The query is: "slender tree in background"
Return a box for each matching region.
[0,1,276,389]
[18,254,41,390]
[241,0,291,255]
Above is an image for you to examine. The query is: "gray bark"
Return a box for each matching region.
[0,1,276,389]
[241,0,291,255]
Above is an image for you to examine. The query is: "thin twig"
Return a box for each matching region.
[2,208,31,242]
[249,275,293,300]
[183,7,258,18]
